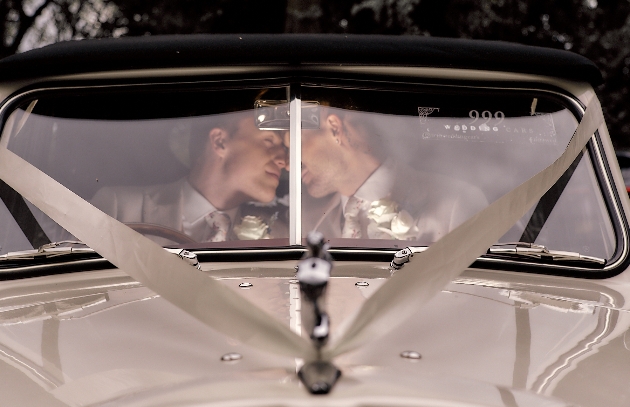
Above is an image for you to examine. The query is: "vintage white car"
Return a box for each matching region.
[0,35,628,407]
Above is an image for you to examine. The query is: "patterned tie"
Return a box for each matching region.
[342,196,366,239]
[203,211,231,242]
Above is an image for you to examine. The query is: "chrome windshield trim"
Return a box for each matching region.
[0,258,109,276]
[589,129,630,272]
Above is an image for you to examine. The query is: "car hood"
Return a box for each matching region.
[1,261,629,407]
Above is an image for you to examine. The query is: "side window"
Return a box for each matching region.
[0,198,33,255]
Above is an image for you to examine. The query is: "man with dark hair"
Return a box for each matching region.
[92,110,288,244]
[297,105,488,243]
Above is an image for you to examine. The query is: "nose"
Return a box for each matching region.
[273,143,289,170]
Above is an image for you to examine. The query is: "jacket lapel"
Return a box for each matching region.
[141,179,185,232]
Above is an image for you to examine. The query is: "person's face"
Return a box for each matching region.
[223,117,287,203]
[299,115,347,198]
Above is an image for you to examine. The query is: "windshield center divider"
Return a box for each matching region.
[290,83,302,245]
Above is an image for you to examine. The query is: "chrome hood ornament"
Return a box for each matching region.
[296,231,341,394]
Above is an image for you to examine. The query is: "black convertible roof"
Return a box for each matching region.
[0,34,602,85]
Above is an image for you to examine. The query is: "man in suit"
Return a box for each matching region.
[92,110,288,244]
[297,105,488,244]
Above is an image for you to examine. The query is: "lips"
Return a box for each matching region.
[265,170,280,181]
[301,167,311,185]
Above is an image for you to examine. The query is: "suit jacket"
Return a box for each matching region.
[92,179,288,244]
[92,179,186,231]
[302,163,489,244]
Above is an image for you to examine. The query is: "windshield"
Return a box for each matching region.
[0,83,617,263]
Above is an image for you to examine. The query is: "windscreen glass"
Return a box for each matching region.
[0,83,617,264]
[299,86,615,259]
[0,86,291,251]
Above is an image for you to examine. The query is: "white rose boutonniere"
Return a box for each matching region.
[367,198,399,225]
[390,209,418,239]
[366,198,419,240]
[233,215,270,240]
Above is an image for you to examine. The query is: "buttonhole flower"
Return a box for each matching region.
[233,215,270,240]
[367,198,418,240]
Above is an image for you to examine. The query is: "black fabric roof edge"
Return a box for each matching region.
[0,34,603,85]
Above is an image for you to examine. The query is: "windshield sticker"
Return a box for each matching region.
[417,107,440,124]
[420,109,558,145]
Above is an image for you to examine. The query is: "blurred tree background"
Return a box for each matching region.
[1,0,629,147]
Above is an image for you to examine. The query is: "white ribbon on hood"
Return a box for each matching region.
[0,148,315,360]
[324,95,605,358]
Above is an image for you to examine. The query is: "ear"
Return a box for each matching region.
[208,128,229,158]
[326,114,345,145]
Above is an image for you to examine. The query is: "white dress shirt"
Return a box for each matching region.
[181,181,237,241]
[341,158,397,215]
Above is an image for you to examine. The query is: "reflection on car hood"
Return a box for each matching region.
[1,262,628,407]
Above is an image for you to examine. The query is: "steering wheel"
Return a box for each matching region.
[125,223,196,245]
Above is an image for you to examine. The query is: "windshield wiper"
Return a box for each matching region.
[390,242,605,271]
[0,241,200,269]
[0,240,93,261]
[485,242,606,265]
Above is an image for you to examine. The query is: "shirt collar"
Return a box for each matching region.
[182,180,238,223]
[341,158,397,212]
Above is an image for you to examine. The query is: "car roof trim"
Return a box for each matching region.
[0,34,603,85]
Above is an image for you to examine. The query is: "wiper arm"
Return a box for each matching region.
[38,240,90,252]
[486,242,606,265]
[0,240,93,260]
[1,241,201,269]
[389,246,428,270]
[389,242,605,271]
